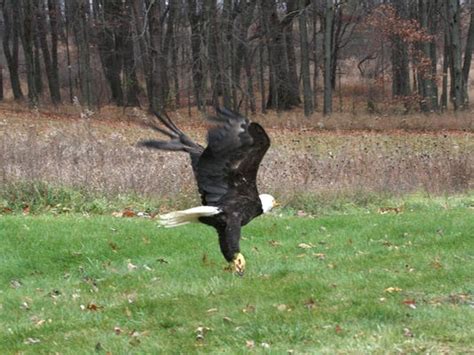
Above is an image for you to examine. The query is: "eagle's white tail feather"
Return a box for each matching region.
[159,206,221,228]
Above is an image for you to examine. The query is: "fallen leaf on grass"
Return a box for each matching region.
[108,241,119,252]
[276,304,288,311]
[313,253,326,260]
[297,210,308,217]
[1,207,13,214]
[242,304,255,313]
[431,259,443,270]
[403,327,414,337]
[114,326,122,335]
[335,325,343,334]
[130,329,141,337]
[195,326,211,342]
[122,209,136,218]
[24,337,40,345]
[35,319,46,327]
[402,299,417,309]
[23,205,30,215]
[129,337,141,346]
[206,308,218,313]
[10,279,22,289]
[246,340,255,349]
[298,242,314,249]
[268,239,282,247]
[378,206,403,214]
[384,287,402,293]
[81,303,102,311]
[261,342,270,349]
[304,298,317,309]
[48,289,62,299]
[127,262,138,271]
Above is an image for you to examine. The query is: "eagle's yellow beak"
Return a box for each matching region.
[232,253,246,276]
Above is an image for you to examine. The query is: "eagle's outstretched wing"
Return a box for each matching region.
[196,108,271,206]
[138,111,204,174]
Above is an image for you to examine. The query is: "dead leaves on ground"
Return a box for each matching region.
[384,287,403,294]
[378,206,404,214]
[112,209,156,218]
[298,242,315,249]
[80,302,103,312]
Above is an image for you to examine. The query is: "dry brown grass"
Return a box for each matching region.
[1,104,472,209]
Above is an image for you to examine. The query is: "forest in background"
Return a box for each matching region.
[0,0,473,117]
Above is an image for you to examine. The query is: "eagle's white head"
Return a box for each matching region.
[259,194,278,213]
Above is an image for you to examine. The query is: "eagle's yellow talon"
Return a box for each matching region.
[232,253,246,276]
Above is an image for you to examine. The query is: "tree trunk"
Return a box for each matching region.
[258,42,266,113]
[187,0,204,110]
[312,0,319,110]
[285,13,300,103]
[64,0,74,103]
[0,66,3,101]
[323,0,334,115]
[33,22,43,96]
[37,1,61,104]
[232,1,257,111]
[265,0,301,110]
[440,30,450,110]
[206,0,222,108]
[18,0,38,105]
[95,0,124,106]
[428,0,440,111]
[131,0,153,109]
[121,0,140,106]
[461,0,474,107]
[391,0,411,98]
[446,0,463,110]
[73,0,93,107]
[171,18,180,108]
[2,0,24,100]
[147,0,167,111]
[48,0,61,101]
[221,0,234,108]
[299,1,314,116]
[417,0,435,112]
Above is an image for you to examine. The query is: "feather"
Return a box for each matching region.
[159,206,222,228]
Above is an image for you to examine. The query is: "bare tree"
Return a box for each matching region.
[299,0,314,116]
[446,0,464,110]
[461,0,474,106]
[37,0,61,104]
[18,0,38,105]
[2,0,24,100]
[263,0,302,110]
[323,0,334,115]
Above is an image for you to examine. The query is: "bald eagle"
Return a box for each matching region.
[139,108,277,275]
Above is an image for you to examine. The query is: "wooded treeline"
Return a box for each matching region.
[0,0,473,115]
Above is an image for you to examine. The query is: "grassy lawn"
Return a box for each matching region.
[1,206,473,353]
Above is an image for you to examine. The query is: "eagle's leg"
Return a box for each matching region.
[232,253,246,276]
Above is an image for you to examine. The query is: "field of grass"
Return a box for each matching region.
[1,200,473,353]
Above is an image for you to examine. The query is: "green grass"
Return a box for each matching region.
[1,206,473,353]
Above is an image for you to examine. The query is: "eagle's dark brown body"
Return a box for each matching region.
[139,108,270,263]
